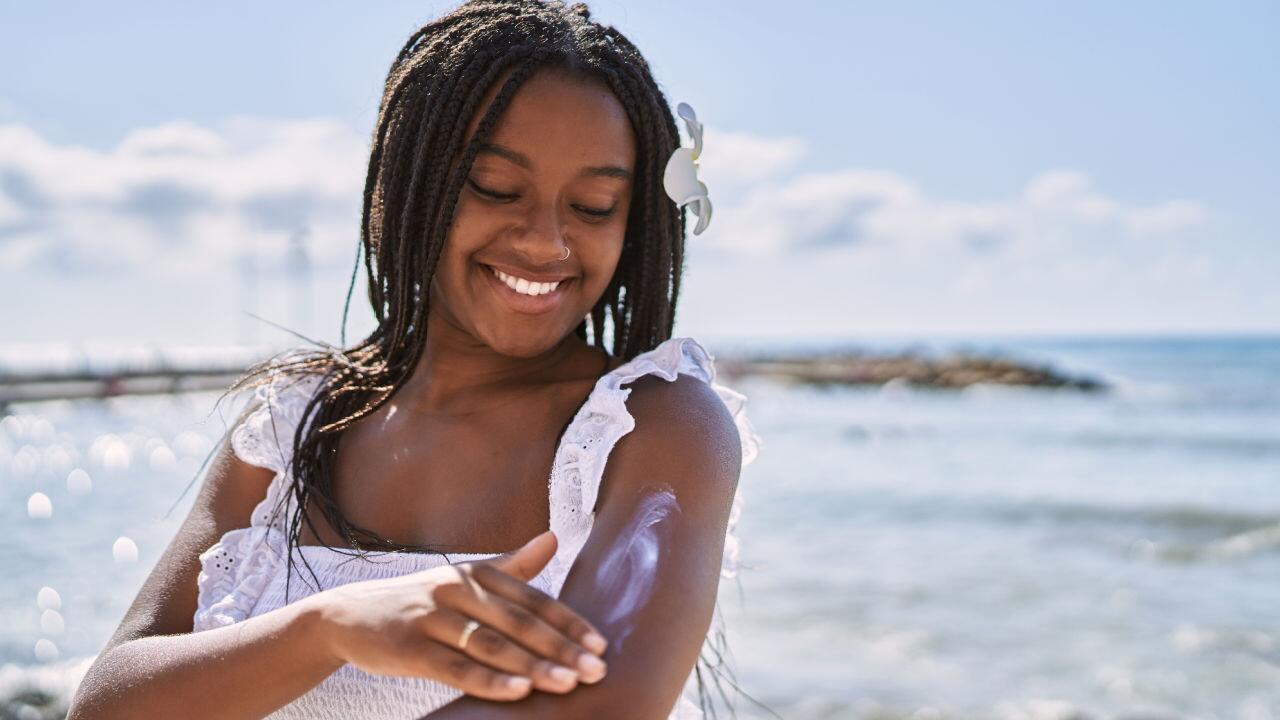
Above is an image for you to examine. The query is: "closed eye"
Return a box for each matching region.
[468,178,616,220]
[574,204,616,219]
[467,178,518,202]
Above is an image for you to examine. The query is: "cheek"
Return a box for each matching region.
[430,237,482,319]
[446,198,489,250]
[579,230,627,296]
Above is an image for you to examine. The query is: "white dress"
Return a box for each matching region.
[192,336,761,720]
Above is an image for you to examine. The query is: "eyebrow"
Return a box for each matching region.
[478,141,633,181]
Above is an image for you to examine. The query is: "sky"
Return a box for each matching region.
[1,0,1277,348]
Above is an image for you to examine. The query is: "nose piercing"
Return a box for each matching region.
[559,246,571,261]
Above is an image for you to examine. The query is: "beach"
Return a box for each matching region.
[2,334,1278,719]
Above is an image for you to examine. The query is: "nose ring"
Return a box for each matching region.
[559,246,571,261]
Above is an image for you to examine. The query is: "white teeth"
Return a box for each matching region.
[490,266,561,296]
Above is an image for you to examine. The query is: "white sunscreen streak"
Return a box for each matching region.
[592,487,681,652]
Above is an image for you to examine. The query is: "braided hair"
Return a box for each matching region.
[211,1,760,717]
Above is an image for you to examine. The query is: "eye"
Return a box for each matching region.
[467,178,518,202]
[469,177,616,220]
[573,204,617,220]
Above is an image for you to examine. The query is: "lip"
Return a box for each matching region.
[480,263,573,315]
[482,261,575,283]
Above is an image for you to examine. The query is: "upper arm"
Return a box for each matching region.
[425,372,743,719]
[95,400,277,654]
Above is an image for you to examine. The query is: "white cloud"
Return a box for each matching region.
[0,118,367,276]
[697,129,806,193]
[2,117,1265,342]
[1124,200,1208,235]
[694,137,1208,261]
[673,130,1267,338]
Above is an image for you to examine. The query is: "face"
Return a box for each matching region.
[429,66,637,358]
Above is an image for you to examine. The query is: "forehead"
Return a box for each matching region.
[466,65,636,167]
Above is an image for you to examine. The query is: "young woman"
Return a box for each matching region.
[68,1,760,718]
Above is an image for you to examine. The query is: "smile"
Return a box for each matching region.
[480,263,573,315]
[490,266,560,296]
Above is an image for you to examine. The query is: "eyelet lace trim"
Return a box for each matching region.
[194,351,323,631]
[547,336,762,593]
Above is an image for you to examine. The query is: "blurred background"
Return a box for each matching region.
[1,1,1277,718]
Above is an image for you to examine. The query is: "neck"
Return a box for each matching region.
[397,313,586,414]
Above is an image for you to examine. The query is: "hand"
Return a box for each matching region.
[307,529,608,701]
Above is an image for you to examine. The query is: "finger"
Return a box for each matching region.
[487,530,557,582]
[472,561,609,656]
[446,571,608,683]
[415,640,534,701]
[423,608,581,695]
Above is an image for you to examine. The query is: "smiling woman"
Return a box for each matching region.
[66,2,762,720]
[444,64,636,342]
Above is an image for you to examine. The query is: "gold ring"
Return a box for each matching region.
[458,619,481,650]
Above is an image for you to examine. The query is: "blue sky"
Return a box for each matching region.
[1,1,1276,346]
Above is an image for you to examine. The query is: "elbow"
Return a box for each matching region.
[66,695,106,720]
[65,647,134,720]
[66,679,109,720]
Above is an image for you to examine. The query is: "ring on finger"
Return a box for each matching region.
[458,619,482,650]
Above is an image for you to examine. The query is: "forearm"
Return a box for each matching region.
[68,596,343,720]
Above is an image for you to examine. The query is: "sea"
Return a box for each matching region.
[1,334,1277,719]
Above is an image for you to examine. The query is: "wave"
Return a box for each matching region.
[0,655,93,719]
[842,494,1280,561]
[865,494,1278,535]
[1144,522,1280,563]
[914,496,1280,562]
[1059,430,1280,458]
[840,423,1280,459]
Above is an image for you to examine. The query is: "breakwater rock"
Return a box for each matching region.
[715,349,1106,391]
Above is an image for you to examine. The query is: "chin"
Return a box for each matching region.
[480,325,571,359]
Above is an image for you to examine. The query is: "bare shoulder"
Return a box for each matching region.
[601,368,747,509]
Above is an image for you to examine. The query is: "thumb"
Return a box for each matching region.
[487,529,557,582]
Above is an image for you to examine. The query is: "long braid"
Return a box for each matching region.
[214,2,756,717]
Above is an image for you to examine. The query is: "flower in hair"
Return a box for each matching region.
[663,102,712,235]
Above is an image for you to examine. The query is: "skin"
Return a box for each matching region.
[591,486,682,654]
[68,65,742,720]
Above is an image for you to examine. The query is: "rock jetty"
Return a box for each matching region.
[714,349,1106,391]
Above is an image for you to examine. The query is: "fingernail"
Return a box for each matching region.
[576,653,606,677]
[506,676,532,691]
[583,632,607,654]
[549,665,577,684]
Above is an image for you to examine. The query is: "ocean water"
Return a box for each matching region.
[1,335,1277,719]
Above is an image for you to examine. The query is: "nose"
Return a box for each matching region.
[514,203,570,265]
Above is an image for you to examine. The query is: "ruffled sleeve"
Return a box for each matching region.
[193,525,288,631]
[705,370,761,579]
[684,338,762,579]
[549,336,762,587]
[229,351,325,479]
[193,349,325,632]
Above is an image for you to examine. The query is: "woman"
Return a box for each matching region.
[68,1,759,718]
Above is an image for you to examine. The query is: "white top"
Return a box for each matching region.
[192,336,761,720]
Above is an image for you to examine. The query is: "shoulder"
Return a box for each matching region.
[604,337,744,506]
[624,371,742,474]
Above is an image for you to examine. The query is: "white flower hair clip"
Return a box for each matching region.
[663,102,712,235]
